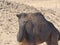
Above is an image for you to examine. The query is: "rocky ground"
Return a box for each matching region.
[0,0,60,45]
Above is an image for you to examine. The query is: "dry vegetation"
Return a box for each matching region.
[0,0,60,45]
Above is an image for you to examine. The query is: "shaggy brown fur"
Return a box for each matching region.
[16,12,59,45]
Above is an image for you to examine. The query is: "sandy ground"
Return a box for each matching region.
[8,0,60,13]
[0,0,60,45]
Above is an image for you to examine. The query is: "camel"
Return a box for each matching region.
[16,12,60,45]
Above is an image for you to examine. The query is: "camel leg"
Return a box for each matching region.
[51,32,59,45]
[46,35,51,45]
[46,32,58,45]
[46,35,58,45]
[46,39,51,45]
[51,35,58,45]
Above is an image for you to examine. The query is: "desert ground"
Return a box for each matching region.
[0,0,60,45]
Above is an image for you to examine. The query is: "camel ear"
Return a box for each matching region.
[16,14,21,18]
[16,13,27,18]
